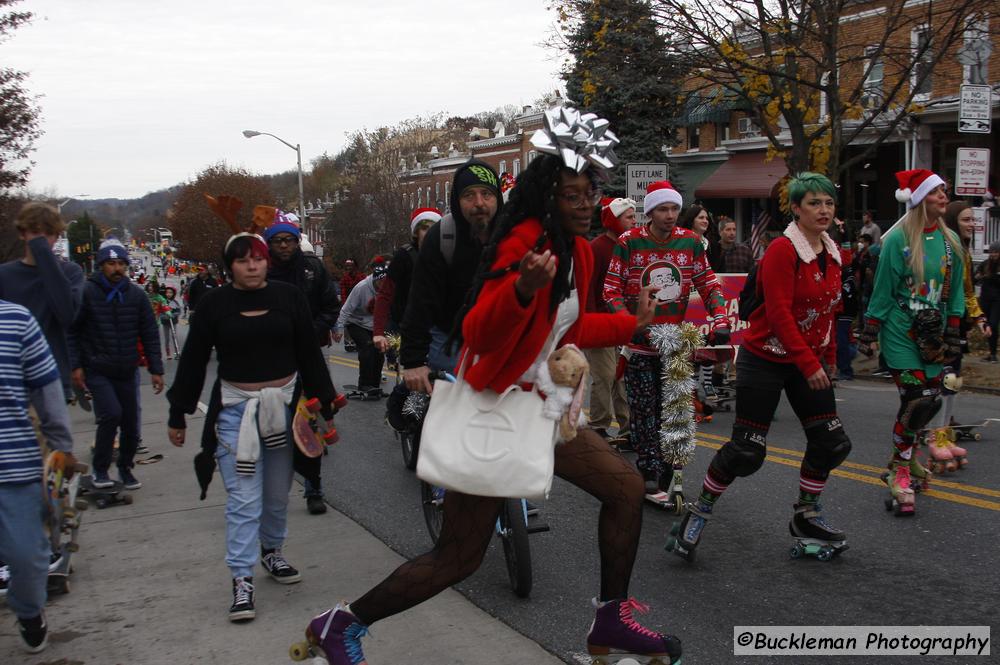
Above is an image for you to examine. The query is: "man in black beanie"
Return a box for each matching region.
[400,158,502,393]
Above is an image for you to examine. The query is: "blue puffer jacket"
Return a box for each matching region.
[71,275,164,378]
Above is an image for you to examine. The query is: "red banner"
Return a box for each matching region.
[685,273,750,348]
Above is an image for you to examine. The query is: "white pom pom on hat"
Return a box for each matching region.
[894,169,944,209]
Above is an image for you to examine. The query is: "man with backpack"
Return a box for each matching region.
[399,159,503,393]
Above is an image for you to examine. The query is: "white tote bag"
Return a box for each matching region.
[417,355,559,502]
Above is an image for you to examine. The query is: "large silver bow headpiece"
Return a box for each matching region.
[529,106,620,173]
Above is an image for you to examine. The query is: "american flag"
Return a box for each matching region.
[751,209,772,259]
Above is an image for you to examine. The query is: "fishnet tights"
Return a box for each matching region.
[350,429,644,625]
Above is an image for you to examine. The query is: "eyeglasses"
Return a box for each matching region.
[558,189,602,209]
[269,236,298,246]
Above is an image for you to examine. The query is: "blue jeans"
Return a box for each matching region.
[428,326,460,374]
[835,318,857,379]
[89,369,141,472]
[215,401,294,578]
[0,481,50,618]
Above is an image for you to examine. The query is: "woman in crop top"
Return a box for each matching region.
[298,146,684,665]
[166,233,336,623]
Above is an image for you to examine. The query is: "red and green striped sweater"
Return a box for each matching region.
[603,225,726,354]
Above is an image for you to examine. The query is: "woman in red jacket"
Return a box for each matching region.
[670,172,853,562]
[299,148,683,665]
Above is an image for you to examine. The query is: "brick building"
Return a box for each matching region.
[667,0,999,244]
[399,110,545,213]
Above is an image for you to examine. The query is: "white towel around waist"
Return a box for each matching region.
[220,375,297,475]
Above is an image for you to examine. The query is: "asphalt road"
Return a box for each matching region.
[160,313,1000,665]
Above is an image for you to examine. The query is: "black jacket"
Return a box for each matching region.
[268,250,341,344]
[186,275,218,310]
[399,159,502,369]
[71,275,164,377]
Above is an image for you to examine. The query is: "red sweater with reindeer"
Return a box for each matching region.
[462,218,637,393]
[742,224,842,378]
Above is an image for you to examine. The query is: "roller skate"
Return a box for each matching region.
[586,597,682,664]
[944,431,968,469]
[927,428,957,474]
[693,393,713,423]
[788,503,848,562]
[883,460,915,516]
[289,602,369,663]
[666,500,711,562]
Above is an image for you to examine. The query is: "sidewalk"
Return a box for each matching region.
[0,383,562,665]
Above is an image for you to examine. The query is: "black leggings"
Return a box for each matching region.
[350,429,644,625]
[707,351,843,487]
[346,323,385,389]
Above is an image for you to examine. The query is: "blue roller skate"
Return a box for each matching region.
[665,501,712,562]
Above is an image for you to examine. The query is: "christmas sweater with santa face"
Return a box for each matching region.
[604,224,726,354]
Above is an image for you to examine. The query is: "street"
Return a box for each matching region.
[158,314,1000,665]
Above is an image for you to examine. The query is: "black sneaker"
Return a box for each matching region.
[592,427,610,440]
[18,612,48,653]
[91,470,114,489]
[119,468,142,490]
[261,548,302,584]
[609,431,633,452]
[306,495,327,515]
[229,576,255,622]
[135,444,150,455]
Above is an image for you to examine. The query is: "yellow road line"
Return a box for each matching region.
[696,432,1000,499]
[694,437,1000,512]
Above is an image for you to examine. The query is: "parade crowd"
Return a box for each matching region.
[2,107,1000,664]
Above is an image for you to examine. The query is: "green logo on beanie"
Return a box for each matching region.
[469,165,498,188]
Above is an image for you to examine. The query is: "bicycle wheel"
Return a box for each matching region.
[420,481,445,545]
[399,428,419,470]
[499,498,532,598]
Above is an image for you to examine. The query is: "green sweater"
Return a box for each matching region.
[865,225,964,375]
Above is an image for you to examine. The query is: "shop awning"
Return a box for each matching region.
[670,159,726,204]
[695,152,788,199]
[677,91,750,126]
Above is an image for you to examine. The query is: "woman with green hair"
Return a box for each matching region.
[858,169,965,516]
[669,172,852,562]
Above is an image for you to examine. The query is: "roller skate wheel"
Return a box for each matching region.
[289,641,311,661]
[973,433,981,441]
[75,499,89,511]
[817,548,834,562]
[789,544,803,559]
[665,537,677,552]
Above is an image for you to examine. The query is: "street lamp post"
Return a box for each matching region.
[242,129,306,240]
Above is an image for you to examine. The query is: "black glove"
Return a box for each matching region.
[857,319,880,356]
[944,324,962,360]
[709,325,731,347]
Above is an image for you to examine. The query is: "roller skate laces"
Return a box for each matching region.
[587,597,682,664]
[887,462,916,515]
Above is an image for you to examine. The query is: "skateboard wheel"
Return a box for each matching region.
[289,641,310,661]
[123,494,134,505]
[75,499,89,511]
[96,498,108,509]
[333,394,349,409]
[973,433,982,441]
[324,429,339,444]
[304,398,321,413]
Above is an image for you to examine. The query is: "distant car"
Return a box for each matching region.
[152,259,162,268]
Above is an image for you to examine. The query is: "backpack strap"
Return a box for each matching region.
[439,214,456,266]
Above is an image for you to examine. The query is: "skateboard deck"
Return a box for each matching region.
[43,453,88,595]
[292,397,339,458]
[79,475,133,509]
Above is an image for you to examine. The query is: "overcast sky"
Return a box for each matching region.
[6,0,563,200]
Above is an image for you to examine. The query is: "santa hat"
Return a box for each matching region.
[894,169,945,210]
[410,207,442,235]
[601,197,636,235]
[261,209,302,242]
[643,181,682,213]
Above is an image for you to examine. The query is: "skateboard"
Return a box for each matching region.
[948,420,992,442]
[291,397,341,458]
[43,452,88,595]
[79,475,133,509]
[342,384,386,401]
[71,385,92,412]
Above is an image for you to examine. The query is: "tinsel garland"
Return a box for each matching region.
[402,392,430,421]
[648,323,702,467]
